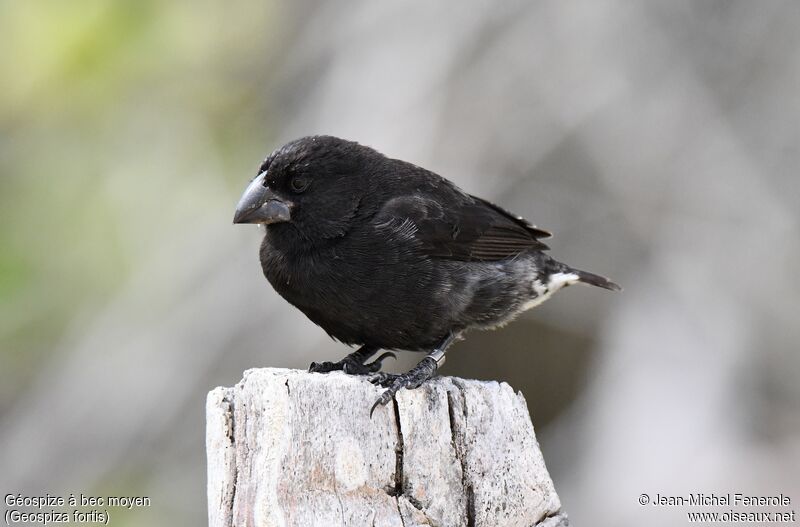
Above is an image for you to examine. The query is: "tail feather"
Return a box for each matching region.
[571,268,622,292]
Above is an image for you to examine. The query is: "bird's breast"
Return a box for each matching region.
[258,233,447,348]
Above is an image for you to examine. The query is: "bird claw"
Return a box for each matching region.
[308,360,342,373]
[309,351,397,375]
[369,390,396,418]
[368,357,439,418]
[368,372,399,387]
[362,351,397,373]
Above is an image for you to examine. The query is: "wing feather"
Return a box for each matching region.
[373,191,550,262]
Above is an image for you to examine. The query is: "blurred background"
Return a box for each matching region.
[1,0,798,525]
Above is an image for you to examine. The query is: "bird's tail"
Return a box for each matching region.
[569,267,622,292]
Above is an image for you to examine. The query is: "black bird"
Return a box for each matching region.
[234,136,620,414]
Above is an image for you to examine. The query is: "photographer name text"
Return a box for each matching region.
[647,493,791,507]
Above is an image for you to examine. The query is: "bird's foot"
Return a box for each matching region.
[369,356,439,417]
[309,351,396,375]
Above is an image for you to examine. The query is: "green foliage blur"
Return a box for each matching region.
[0,0,280,404]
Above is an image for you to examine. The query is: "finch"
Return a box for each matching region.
[234,136,620,414]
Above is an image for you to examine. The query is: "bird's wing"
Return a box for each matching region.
[373,191,551,262]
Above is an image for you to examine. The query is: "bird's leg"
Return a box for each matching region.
[369,332,458,417]
[309,344,396,375]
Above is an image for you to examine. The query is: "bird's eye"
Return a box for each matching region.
[290,176,310,193]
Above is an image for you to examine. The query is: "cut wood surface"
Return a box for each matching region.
[207,368,570,527]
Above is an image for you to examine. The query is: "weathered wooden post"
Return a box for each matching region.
[207,368,570,527]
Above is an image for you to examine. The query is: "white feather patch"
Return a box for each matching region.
[521,272,579,311]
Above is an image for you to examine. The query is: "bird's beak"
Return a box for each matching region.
[233,172,293,225]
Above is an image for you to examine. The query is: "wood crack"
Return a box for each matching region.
[447,382,475,527]
[392,396,407,526]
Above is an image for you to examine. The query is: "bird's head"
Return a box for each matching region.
[234,136,374,241]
